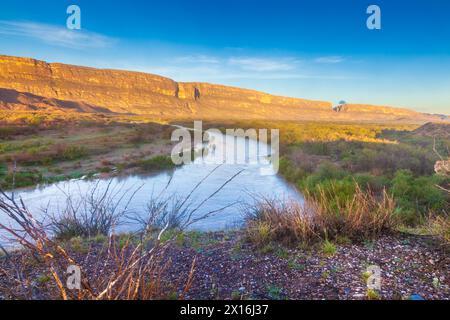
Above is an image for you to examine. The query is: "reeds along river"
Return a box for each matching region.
[0,129,303,240]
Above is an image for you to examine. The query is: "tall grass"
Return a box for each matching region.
[0,185,187,300]
[245,184,397,246]
[426,215,450,248]
[47,181,139,240]
[0,165,242,300]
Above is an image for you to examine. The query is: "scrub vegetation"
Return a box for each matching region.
[0,117,448,300]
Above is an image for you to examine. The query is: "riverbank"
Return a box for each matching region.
[0,230,448,300]
[1,118,448,300]
[0,115,177,189]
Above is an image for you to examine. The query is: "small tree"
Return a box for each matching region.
[333,100,347,112]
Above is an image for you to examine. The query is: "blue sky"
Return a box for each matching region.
[0,0,449,114]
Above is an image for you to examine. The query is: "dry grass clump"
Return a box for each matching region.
[0,166,242,300]
[0,188,194,300]
[426,215,450,248]
[245,184,398,247]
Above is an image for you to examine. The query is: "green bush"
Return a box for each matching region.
[353,173,390,193]
[321,240,337,256]
[0,170,44,189]
[305,178,357,214]
[60,145,87,161]
[301,162,348,187]
[391,170,448,224]
[137,155,175,171]
[0,163,7,178]
[278,157,305,182]
[300,163,353,210]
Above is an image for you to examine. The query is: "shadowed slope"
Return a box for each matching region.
[0,88,113,113]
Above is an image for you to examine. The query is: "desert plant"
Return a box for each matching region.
[244,196,319,246]
[133,165,243,242]
[366,288,381,300]
[0,165,246,300]
[426,214,450,247]
[244,184,397,246]
[46,181,140,240]
[137,155,175,171]
[245,220,272,247]
[321,240,337,256]
[0,185,196,300]
[312,184,398,240]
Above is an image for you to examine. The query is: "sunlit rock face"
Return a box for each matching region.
[0,54,446,122]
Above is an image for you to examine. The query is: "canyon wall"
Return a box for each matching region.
[0,55,445,122]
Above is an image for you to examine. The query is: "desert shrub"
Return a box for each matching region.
[321,240,337,256]
[9,143,87,166]
[0,189,195,300]
[138,155,175,171]
[329,141,436,176]
[58,145,87,161]
[298,141,331,156]
[141,198,189,232]
[303,178,356,214]
[301,162,348,187]
[244,197,319,246]
[366,142,434,175]
[353,173,390,193]
[314,185,397,239]
[0,125,40,139]
[299,167,447,227]
[0,163,6,178]
[300,162,355,211]
[244,185,397,246]
[426,215,450,247]
[391,170,448,224]
[0,170,44,189]
[245,220,272,248]
[278,157,306,182]
[48,182,136,240]
[0,139,52,154]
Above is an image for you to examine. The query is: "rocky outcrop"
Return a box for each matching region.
[0,54,446,122]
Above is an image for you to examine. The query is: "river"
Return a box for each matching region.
[0,128,303,241]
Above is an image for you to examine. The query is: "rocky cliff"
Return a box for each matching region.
[0,55,445,122]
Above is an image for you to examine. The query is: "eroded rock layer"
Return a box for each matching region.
[0,55,446,122]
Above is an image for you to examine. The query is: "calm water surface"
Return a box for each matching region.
[1,129,303,243]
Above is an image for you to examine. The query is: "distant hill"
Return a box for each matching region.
[412,122,450,139]
[0,54,447,123]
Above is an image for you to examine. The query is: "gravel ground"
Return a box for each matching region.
[164,232,449,300]
[0,232,448,300]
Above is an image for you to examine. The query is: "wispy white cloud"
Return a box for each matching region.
[172,55,300,72]
[228,57,298,72]
[0,20,115,49]
[314,56,345,64]
[173,55,220,64]
[120,52,357,82]
[139,64,355,82]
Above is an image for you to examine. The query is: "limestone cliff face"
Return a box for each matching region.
[0,55,182,114]
[0,55,444,122]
